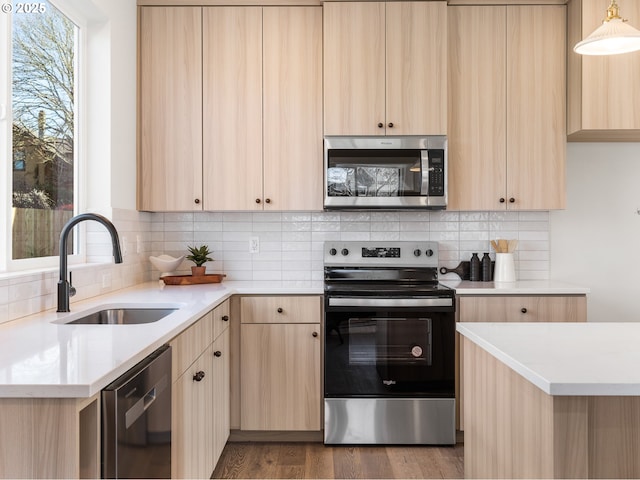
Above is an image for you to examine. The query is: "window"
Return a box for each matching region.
[13,150,25,170]
[1,0,81,267]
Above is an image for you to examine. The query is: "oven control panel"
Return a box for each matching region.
[324,241,439,267]
[362,247,400,258]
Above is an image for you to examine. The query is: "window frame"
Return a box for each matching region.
[1,0,86,272]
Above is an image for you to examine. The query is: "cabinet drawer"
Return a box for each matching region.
[212,300,230,341]
[240,296,321,324]
[459,295,587,323]
[171,310,213,380]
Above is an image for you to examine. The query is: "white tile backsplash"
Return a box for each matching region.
[149,210,550,283]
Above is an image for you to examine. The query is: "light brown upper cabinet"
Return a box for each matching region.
[138,6,322,211]
[138,7,203,211]
[567,0,640,141]
[448,5,566,211]
[261,8,323,211]
[202,7,263,211]
[323,1,447,136]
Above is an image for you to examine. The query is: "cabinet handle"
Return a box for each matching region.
[221,315,229,322]
[378,122,384,128]
[194,198,200,204]
[277,307,283,313]
[214,351,222,358]
[255,198,261,204]
[499,198,506,203]
[312,331,318,338]
[388,122,394,128]
[509,197,516,203]
[521,308,527,314]
[193,371,205,382]
[265,198,271,204]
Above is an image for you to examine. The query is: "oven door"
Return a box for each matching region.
[324,302,455,398]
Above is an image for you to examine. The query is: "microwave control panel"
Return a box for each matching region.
[428,149,445,196]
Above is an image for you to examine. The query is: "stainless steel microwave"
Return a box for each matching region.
[324,136,447,210]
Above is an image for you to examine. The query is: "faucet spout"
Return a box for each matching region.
[57,213,123,312]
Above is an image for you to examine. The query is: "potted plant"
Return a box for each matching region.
[186,245,213,276]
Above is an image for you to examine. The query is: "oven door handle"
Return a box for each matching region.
[328,297,453,308]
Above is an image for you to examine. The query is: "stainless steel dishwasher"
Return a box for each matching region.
[102,345,172,479]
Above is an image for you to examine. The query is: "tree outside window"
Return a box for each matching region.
[11,0,77,259]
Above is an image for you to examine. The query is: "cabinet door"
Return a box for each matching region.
[203,7,263,210]
[447,6,507,211]
[568,0,640,139]
[506,6,566,210]
[323,2,385,136]
[386,1,447,136]
[172,345,214,479]
[138,7,203,211]
[212,329,230,466]
[263,7,323,211]
[241,323,321,430]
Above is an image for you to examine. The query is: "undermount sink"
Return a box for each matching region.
[60,306,178,325]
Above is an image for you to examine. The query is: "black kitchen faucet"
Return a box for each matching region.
[57,213,123,312]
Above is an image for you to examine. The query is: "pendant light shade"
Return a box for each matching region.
[574,0,640,55]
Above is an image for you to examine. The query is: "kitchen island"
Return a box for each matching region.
[458,322,640,479]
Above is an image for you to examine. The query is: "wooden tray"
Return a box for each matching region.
[161,274,225,285]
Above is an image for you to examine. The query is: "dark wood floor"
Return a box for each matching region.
[212,442,464,479]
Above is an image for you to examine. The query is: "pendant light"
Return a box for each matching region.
[574,0,640,55]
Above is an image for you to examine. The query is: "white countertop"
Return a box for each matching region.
[443,279,590,295]
[0,276,590,398]
[0,281,322,398]
[458,322,640,396]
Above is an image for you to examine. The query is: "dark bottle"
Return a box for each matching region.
[481,252,492,282]
[470,253,481,281]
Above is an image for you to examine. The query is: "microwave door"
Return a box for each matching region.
[420,151,430,195]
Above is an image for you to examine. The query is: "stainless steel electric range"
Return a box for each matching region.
[323,241,456,445]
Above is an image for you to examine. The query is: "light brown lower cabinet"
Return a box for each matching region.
[240,296,322,431]
[171,300,230,479]
[173,343,215,479]
[0,394,100,479]
[456,295,587,431]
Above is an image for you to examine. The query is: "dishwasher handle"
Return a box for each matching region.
[124,375,168,429]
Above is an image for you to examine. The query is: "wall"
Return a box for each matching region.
[551,142,640,322]
[83,0,138,211]
[149,210,550,285]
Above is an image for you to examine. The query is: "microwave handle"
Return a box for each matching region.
[420,150,430,195]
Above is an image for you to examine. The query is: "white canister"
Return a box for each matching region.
[494,253,516,283]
